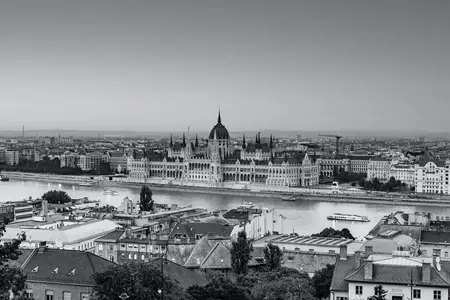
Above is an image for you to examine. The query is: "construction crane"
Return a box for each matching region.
[318,134,343,158]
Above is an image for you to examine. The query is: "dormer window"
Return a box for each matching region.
[69,269,76,276]
[52,267,58,274]
[31,266,39,273]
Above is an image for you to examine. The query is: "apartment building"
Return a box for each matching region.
[367,157,392,181]
[5,149,19,165]
[415,160,450,194]
[389,163,416,187]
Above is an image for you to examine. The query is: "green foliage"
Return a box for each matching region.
[311,227,355,240]
[0,226,33,299]
[334,171,366,184]
[187,276,251,300]
[92,262,184,300]
[311,264,335,300]
[238,268,314,300]
[368,285,387,300]
[139,185,154,212]
[42,190,72,204]
[360,176,406,192]
[263,243,283,271]
[231,231,253,275]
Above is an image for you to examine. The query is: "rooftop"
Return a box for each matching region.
[267,235,353,247]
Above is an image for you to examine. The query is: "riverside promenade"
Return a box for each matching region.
[2,171,450,207]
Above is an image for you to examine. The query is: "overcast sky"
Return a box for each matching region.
[1,0,449,132]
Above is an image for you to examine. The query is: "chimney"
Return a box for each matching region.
[365,246,373,256]
[364,261,373,280]
[339,245,348,260]
[354,251,362,269]
[41,200,48,218]
[422,263,431,283]
[38,241,47,253]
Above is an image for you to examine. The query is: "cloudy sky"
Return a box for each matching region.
[1,0,449,132]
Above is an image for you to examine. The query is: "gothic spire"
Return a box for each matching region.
[217,109,222,124]
[242,134,246,149]
[269,134,273,149]
[195,134,199,148]
[182,132,186,147]
[169,134,173,148]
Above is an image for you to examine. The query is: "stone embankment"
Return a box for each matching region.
[2,171,450,207]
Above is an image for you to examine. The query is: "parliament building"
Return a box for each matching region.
[127,112,319,188]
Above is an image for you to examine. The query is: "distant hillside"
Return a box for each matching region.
[0,129,449,139]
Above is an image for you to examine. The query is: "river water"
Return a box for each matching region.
[1,180,447,239]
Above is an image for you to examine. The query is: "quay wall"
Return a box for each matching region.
[2,171,450,207]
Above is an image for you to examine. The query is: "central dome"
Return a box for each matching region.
[209,111,230,140]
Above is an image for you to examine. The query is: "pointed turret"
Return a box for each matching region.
[169,134,173,148]
[242,134,246,149]
[195,134,199,148]
[269,135,273,149]
[182,133,186,147]
[217,109,222,124]
[284,152,288,163]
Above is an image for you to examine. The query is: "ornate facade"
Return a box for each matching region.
[127,112,319,188]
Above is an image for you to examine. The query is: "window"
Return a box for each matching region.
[336,297,348,300]
[110,256,115,262]
[26,290,33,298]
[98,243,103,251]
[355,286,363,295]
[434,290,441,300]
[413,289,421,299]
[46,290,54,300]
[63,292,72,300]
[81,293,90,300]
[109,244,114,251]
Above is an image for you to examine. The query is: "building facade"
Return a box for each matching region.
[415,160,450,194]
[367,157,392,181]
[127,112,320,188]
[5,149,19,165]
[389,163,416,187]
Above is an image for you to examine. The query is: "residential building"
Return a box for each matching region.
[78,155,92,171]
[60,153,79,168]
[317,158,350,178]
[108,151,128,172]
[389,163,416,187]
[21,246,116,300]
[420,230,450,259]
[330,245,450,300]
[127,111,320,188]
[230,208,286,240]
[5,149,19,165]
[415,159,450,194]
[0,146,6,163]
[367,157,392,180]
[1,218,120,251]
[348,155,372,174]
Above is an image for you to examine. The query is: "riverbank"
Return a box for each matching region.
[3,171,450,207]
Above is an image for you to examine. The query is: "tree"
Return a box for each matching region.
[139,185,154,212]
[92,262,185,300]
[187,276,251,300]
[231,231,252,275]
[41,190,71,204]
[263,243,283,271]
[311,264,335,300]
[312,227,355,240]
[368,285,387,300]
[240,268,314,300]
[0,222,34,300]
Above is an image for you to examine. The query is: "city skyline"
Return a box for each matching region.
[1,0,449,132]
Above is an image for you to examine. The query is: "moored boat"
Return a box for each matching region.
[327,213,370,222]
[102,189,119,196]
[1,175,9,182]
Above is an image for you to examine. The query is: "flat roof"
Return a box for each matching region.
[267,235,353,247]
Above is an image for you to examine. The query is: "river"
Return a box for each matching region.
[0,179,447,239]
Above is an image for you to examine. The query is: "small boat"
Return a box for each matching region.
[102,189,119,196]
[1,175,9,182]
[238,202,255,209]
[327,213,370,222]
[79,183,92,187]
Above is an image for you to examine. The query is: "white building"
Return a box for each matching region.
[331,246,450,300]
[5,149,19,165]
[367,157,392,181]
[415,160,450,194]
[230,208,286,240]
[0,218,121,252]
[389,163,416,187]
